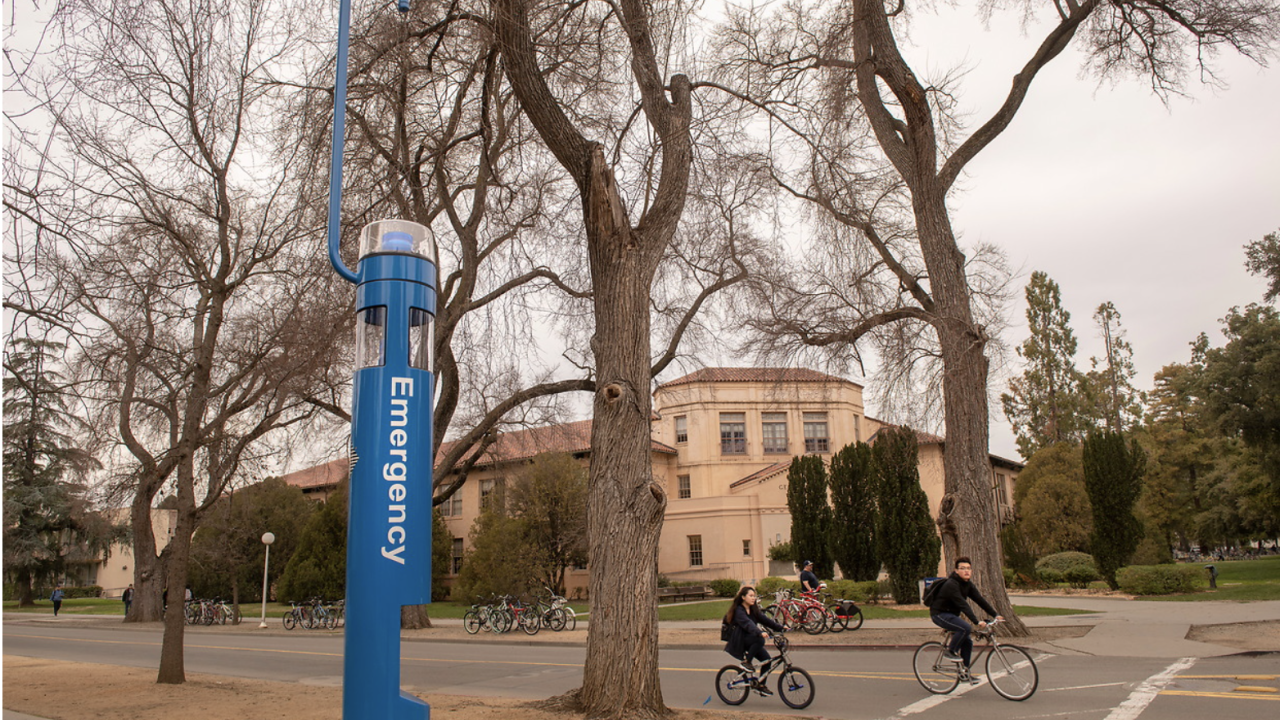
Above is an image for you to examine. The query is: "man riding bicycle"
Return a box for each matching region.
[926,556,1003,679]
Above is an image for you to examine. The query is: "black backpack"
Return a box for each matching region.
[921,577,948,608]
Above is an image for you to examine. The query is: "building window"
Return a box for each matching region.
[743,539,751,557]
[853,414,861,443]
[688,535,703,567]
[675,415,688,444]
[761,412,788,454]
[720,413,746,454]
[441,491,463,517]
[995,472,1009,506]
[678,474,691,499]
[451,538,464,574]
[803,412,829,453]
[480,477,505,511]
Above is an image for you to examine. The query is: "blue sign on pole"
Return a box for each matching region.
[327,3,432,716]
[343,221,436,720]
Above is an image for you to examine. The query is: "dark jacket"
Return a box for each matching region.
[799,569,820,592]
[928,572,997,623]
[723,603,784,657]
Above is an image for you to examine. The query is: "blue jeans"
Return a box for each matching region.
[931,612,973,667]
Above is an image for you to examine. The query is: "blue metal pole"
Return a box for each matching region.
[326,2,433,719]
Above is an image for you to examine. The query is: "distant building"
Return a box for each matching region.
[282,367,1021,596]
[88,508,178,597]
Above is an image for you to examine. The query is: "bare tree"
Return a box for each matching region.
[18,0,350,684]
[489,0,695,716]
[715,0,1279,633]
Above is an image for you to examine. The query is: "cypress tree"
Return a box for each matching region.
[1082,430,1146,589]
[873,427,940,603]
[278,482,348,601]
[786,455,834,579]
[828,442,879,581]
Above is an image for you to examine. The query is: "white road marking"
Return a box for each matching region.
[1103,657,1198,720]
[1044,682,1128,692]
[882,652,1048,719]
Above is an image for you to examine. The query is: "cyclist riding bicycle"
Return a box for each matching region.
[926,556,1003,679]
[723,586,785,696]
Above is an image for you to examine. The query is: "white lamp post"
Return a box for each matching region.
[259,532,275,629]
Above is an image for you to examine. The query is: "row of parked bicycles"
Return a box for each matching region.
[760,586,864,634]
[463,588,577,635]
[283,597,346,630]
[183,598,235,625]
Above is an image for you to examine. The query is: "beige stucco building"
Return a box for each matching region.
[284,367,1021,595]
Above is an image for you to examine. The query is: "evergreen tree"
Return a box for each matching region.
[277,483,348,601]
[506,453,589,596]
[828,442,878,581]
[453,508,540,600]
[1082,430,1146,589]
[188,478,314,613]
[1085,302,1144,432]
[432,508,453,602]
[1244,229,1280,303]
[1014,443,1092,556]
[872,427,940,603]
[2,338,107,605]
[1002,272,1088,459]
[785,455,833,579]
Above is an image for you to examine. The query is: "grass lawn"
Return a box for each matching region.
[1147,555,1280,602]
[656,599,1093,622]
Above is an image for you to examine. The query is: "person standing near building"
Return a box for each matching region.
[50,586,65,617]
[798,560,820,593]
[122,584,134,615]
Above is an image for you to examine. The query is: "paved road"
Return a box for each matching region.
[5,620,1278,720]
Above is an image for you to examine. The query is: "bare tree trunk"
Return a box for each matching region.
[576,162,668,718]
[916,198,1027,635]
[127,491,164,623]
[156,507,195,684]
[401,605,433,630]
[15,570,35,607]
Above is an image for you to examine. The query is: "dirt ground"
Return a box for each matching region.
[3,621,1273,720]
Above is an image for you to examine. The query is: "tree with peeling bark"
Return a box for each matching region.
[489,0,696,715]
[716,0,1279,635]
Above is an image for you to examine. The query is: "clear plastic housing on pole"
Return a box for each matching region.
[358,219,435,261]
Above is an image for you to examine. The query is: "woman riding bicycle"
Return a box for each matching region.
[723,586,785,695]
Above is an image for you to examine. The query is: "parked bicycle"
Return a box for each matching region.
[761,589,824,634]
[714,631,814,709]
[912,618,1039,701]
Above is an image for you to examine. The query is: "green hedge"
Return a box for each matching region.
[1116,564,1207,595]
[1036,551,1097,573]
[709,579,741,597]
[755,576,800,597]
[825,579,879,603]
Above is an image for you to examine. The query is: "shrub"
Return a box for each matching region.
[767,541,794,562]
[875,579,894,603]
[657,574,671,588]
[709,579,741,597]
[1116,565,1206,595]
[1037,567,1064,584]
[1062,564,1100,588]
[826,579,878,603]
[57,585,103,599]
[756,576,799,597]
[1036,551,1098,574]
[1002,567,1016,587]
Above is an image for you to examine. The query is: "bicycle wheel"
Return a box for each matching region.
[283,613,297,631]
[985,644,1039,701]
[714,666,750,706]
[520,611,540,635]
[463,610,481,634]
[824,606,845,633]
[562,608,577,632]
[493,608,512,633]
[845,608,864,631]
[801,607,826,635]
[778,667,815,709]
[913,641,960,694]
[545,607,567,631]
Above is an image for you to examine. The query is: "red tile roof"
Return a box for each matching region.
[729,461,792,489]
[657,367,861,390]
[282,419,677,492]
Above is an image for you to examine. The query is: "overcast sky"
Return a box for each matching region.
[867,7,1280,459]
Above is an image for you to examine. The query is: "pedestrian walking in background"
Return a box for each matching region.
[122,584,134,615]
[50,586,65,617]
